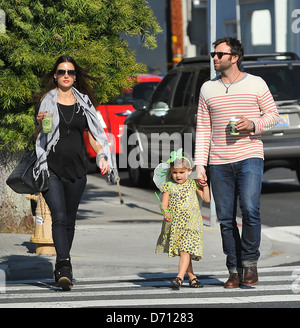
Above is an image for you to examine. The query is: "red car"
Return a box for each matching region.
[84,74,162,168]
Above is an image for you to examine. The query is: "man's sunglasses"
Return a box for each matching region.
[56,69,76,76]
[210,52,237,59]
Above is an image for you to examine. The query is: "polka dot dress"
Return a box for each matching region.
[155,179,203,261]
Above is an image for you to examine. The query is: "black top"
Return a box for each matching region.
[47,103,88,181]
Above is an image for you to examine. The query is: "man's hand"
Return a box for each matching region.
[196,165,208,187]
[236,116,255,132]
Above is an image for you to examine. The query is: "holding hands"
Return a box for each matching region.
[196,165,208,188]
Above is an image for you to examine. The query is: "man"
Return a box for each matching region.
[195,37,279,288]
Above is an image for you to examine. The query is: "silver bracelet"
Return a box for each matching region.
[96,152,107,167]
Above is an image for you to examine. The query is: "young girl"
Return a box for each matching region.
[154,150,210,288]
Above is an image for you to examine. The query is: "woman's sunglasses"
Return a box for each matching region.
[210,52,237,59]
[56,69,76,77]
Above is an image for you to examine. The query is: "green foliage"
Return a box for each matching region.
[0,0,162,151]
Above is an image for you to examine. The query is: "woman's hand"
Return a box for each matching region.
[36,111,48,126]
[89,132,110,175]
[98,157,109,175]
[34,110,48,139]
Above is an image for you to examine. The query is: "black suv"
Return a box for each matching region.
[122,53,300,186]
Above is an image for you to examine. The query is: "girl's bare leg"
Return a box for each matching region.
[186,258,197,281]
[186,256,203,287]
[175,251,203,288]
[177,251,191,280]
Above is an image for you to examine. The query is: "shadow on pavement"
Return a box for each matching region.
[262,181,300,194]
[131,272,224,288]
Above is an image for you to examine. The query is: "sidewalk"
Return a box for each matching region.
[1,174,299,281]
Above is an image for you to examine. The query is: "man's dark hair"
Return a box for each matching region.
[213,37,244,68]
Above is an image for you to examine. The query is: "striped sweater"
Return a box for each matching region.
[195,73,279,166]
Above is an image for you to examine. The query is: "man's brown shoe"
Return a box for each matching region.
[243,266,259,286]
[224,273,240,288]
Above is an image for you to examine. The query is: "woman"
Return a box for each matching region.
[34,55,116,291]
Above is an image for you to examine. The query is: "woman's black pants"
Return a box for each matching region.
[43,171,87,261]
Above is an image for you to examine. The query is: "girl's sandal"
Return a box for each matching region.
[189,277,203,288]
[171,276,183,289]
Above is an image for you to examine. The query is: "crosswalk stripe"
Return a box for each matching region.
[5,264,300,286]
[2,294,300,308]
[1,266,300,308]
[0,284,294,300]
[2,275,296,293]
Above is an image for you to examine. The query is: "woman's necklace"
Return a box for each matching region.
[58,103,76,135]
[220,72,241,94]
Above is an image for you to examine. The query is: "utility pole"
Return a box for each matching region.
[170,0,184,67]
[210,0,217,227]
[236,0,241,40]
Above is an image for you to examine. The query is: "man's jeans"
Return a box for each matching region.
[210,158,263,273]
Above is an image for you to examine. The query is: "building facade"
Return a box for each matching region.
[127,0,300,73]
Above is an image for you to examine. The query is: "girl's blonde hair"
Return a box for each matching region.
[167,153,193,181]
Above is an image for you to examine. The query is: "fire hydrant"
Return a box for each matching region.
[27,193,56,256]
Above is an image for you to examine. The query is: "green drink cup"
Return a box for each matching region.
[229,116,240,136]
[42,114,53,133]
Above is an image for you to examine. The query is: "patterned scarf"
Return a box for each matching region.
[33,87,117,183]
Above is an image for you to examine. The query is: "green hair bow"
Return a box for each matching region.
[167,149,183,163]
[166,148,191,167]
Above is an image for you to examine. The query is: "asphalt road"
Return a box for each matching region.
[260,168,300,227]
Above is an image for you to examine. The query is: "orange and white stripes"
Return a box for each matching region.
[195,73,279,166]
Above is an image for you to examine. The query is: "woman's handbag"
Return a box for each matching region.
[6,135,49,194]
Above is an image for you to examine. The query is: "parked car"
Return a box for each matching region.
[123,53,300,186]
[83,74,162,171]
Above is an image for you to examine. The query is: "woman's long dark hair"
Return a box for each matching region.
[40,55,100,106]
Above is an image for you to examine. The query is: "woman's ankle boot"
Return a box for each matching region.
[54,259,73,291]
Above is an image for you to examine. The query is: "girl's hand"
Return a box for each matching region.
[163,208,171,222]
[161,192,170,221]
[98,157,109,175]
[164,213,171,222]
